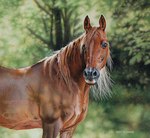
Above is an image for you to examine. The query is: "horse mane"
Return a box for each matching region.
[90,55,113,100]
[55,35,85,93]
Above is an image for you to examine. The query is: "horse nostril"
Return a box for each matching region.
[92,69,100,78]
[83,69,88,77]
[92,70,98,77]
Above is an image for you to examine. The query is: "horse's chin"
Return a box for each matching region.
[85,79,96,85]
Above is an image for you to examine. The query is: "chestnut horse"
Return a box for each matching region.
[0,15,112,138]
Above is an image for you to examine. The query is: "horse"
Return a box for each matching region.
[0,15,112,138]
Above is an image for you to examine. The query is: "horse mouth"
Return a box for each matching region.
[85,79,96,85]
[83,67,100,85]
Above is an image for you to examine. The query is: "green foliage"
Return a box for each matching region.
[110,0,150,87]
[0,0,50,68]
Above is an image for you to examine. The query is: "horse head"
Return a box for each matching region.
[81,15,110,85]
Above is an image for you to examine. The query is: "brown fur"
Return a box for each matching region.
[0,16,110,138]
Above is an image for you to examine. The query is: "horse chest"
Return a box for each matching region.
[62,94,88,130]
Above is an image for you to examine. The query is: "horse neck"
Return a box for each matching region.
[58,35,89,91]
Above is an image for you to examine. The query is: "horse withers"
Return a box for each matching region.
[0,15,112,138]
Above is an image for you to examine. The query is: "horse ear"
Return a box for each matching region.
[99,15,106,31]
[84,15,92,32]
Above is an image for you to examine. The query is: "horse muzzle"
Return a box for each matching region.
[83,67,100,85]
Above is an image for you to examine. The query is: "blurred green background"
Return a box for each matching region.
[0,0,149,138]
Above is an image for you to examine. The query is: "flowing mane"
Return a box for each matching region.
[91,66,113,100]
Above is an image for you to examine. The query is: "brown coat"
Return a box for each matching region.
[0,15,110,138]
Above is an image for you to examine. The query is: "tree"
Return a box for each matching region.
[27,0,82,50]
[109,0,150,87]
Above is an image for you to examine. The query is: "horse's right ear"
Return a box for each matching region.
[84,16,92,32]
[99,15,106,31]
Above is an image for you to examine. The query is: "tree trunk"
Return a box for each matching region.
[54,8,63,50]
[49,13,54,49]
[63,16,71,46]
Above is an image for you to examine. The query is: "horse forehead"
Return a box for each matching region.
[99,30,107,41]
[85,28,107,44]
[89,29,107,42]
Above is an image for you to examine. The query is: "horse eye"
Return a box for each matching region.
[101,41,108,48]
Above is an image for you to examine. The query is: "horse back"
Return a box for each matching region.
[0,65,41,129]
[0,66,29,76]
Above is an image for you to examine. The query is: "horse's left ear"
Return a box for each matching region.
[99,15,106,31]
[84,15,92,32]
